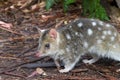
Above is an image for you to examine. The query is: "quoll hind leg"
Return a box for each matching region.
[82,54,100,64]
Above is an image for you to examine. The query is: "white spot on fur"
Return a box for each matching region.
[66,48,70,52]
[107,30,112,35]
[113,45,117,48]
[99,21,104,25]
[98,27,102,31]
[90,19,95,21]
[101,35,105,39]
[87,28,93,36]
[106,24,111,27]
[69,26,72,28]
[75,32,78,35]
[80,33,83,37]
[114,32,117,36]
[97,39,102,44]
[66,34,71,40]
[92,22,97,26]
[111,36,115,41]
[74,43,77,46]
[78,22,83,27]
[103,31,107,35]
[84,42,89,48]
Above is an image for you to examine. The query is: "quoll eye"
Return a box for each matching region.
[45,43,50,49]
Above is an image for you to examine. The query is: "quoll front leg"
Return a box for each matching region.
[59,56,80,73]
[59,62,75,73]
[54,59,61,70]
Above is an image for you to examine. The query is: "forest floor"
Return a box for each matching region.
[0,0,120,80]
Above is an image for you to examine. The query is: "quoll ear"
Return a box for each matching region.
[49,28,57,39]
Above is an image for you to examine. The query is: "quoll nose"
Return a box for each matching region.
[35,51,41,57]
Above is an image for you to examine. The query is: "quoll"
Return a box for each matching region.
[36,18,120,73]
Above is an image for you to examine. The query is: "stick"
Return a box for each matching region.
[0,27,22,35]
[0,56,20,60]
[0,57,45,74]
[3,72,27,80]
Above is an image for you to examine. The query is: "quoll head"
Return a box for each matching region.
[36,28,59,57]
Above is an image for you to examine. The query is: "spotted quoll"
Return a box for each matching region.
[36,18,120,73]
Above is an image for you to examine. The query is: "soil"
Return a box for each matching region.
[0,0,120,80]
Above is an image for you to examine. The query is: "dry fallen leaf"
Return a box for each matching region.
[22,9,31,13]
[28,68,47,78]
[36,68,47,75]
[116,69,120,72]
[31,4,39,12]
[41,15,54,22]
[0,21,13,29]
[64,21,68,25]
[38,1,45,8]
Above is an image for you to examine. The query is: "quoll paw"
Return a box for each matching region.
[59,69,70,73]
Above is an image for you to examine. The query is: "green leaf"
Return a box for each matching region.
[46,0,55,10]
[63,0,76,12]
[82,0,109,20]
[64,0,76,5]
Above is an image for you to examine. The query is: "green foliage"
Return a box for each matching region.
[82,0,109,20]
[45,0,76,12]
[45,0,109,20]
[46,0,56,11]
[63,0,76,12]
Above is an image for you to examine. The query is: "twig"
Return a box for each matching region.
[0,57,45,74]
[86,65,117,80]
[0,27,22,35]
[21,62,57,68]
[13,57,46,68]
[3,72,27,80]
[0,34,39,43]
[0,56,20,60]
[55,20,64,29]
[20,0,38,9]
[17,44,38,58]
[97,71,117,80]
[0,36,24,43]
[71,69,88,73]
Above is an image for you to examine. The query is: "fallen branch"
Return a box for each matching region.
[86,64,117,80]
[55,20,64,29]
[20,0,38,9]
[0,57,45,74]
[0,34,39,43]
[0,21,12,29]
[71,69,88,73]
[17,44,38,58]
[0,56,20,60]
[0,36,24,43]
[3,72,27,80]
[0,27,22,35]
[97,71,118,80]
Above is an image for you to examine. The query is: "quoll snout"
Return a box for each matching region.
[37,18,120,73]
[35,51,41,57]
